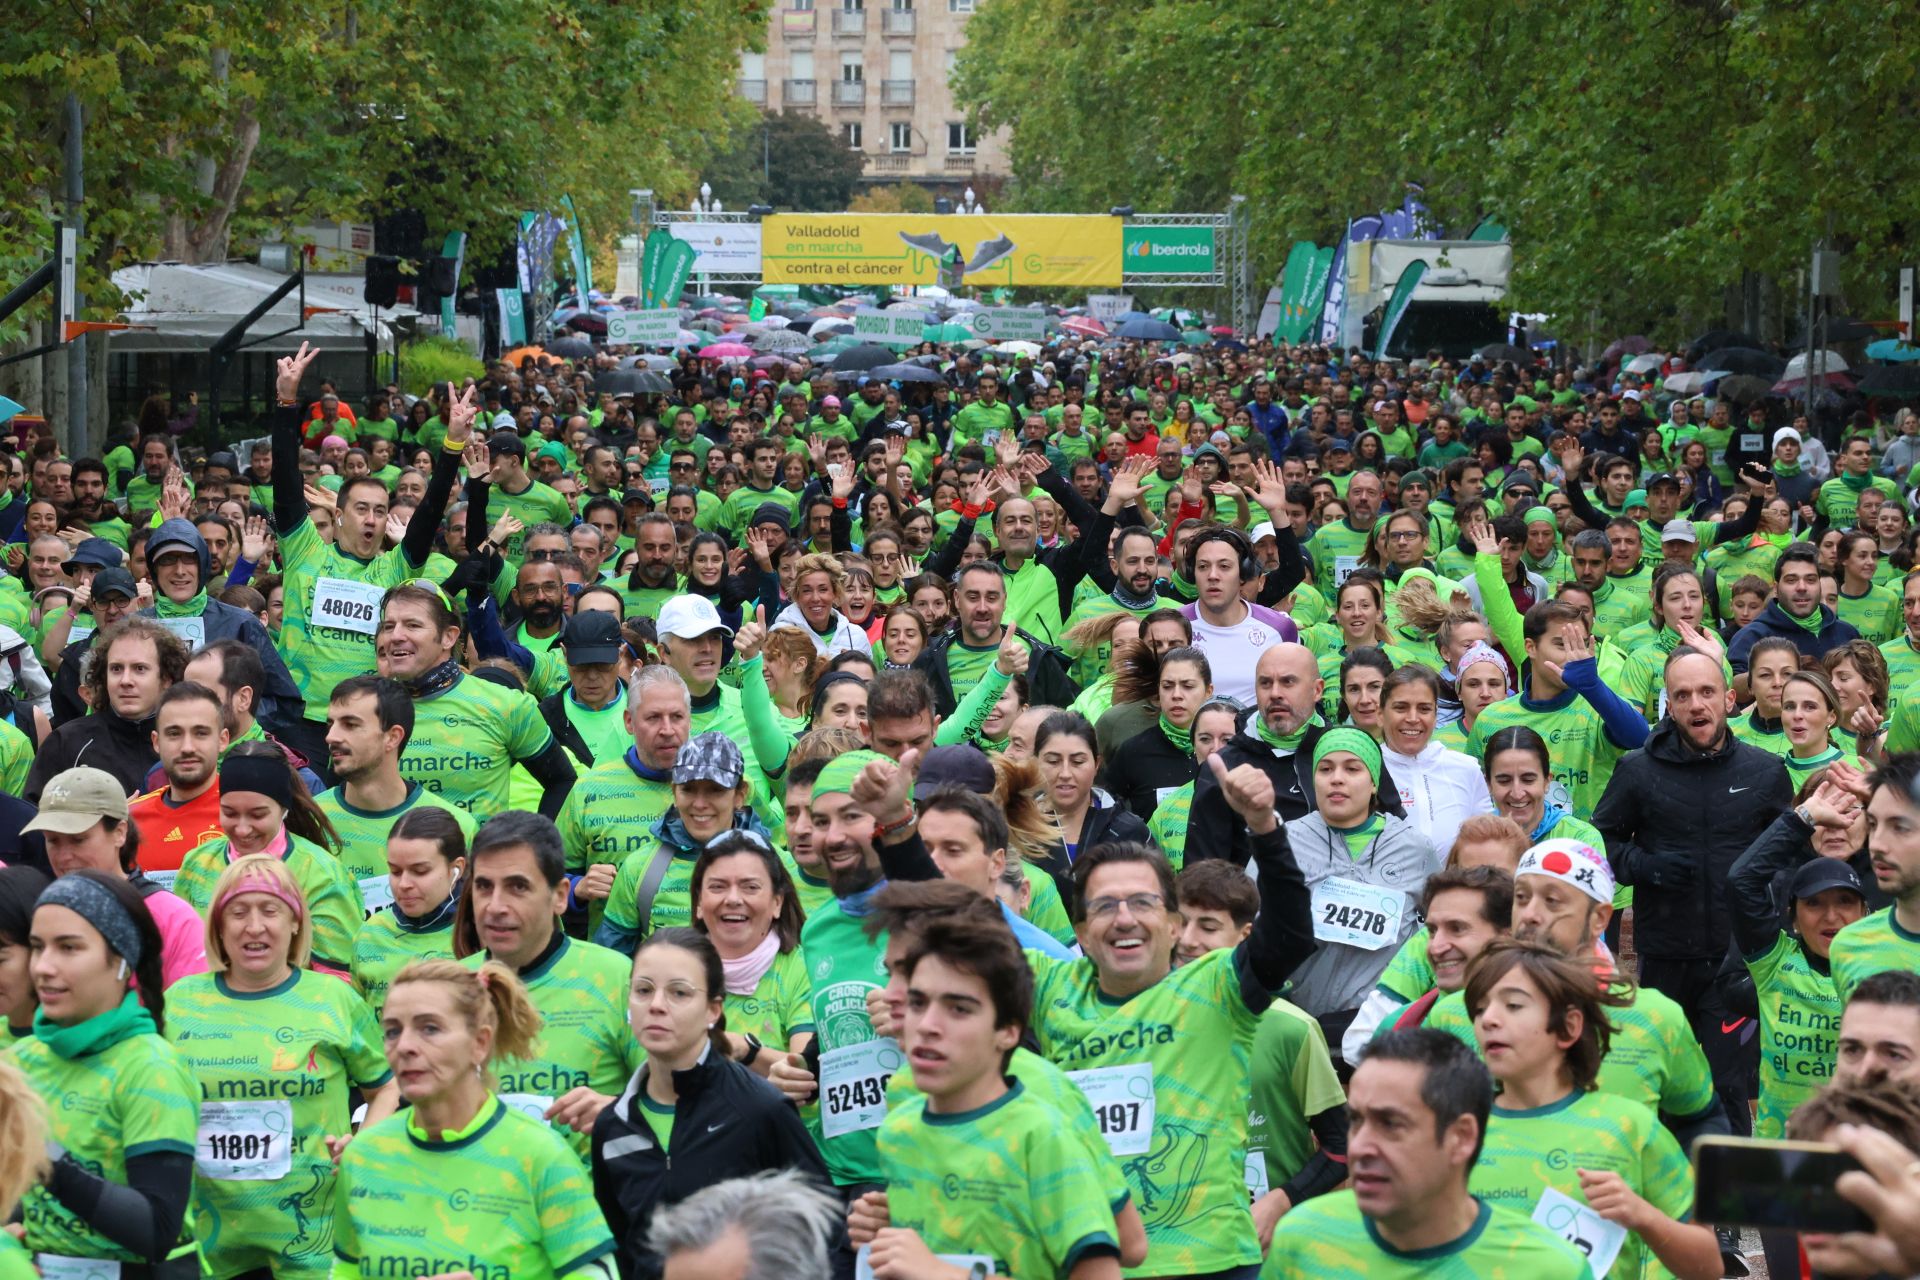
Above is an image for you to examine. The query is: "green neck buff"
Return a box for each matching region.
[1256,712,1324,755]
[1159,713,1193,753]
[1839,470,1874,493]
[156,589,208,618]
[35,990,155,1060]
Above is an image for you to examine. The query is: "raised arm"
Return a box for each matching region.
[1210,755,1317,1008]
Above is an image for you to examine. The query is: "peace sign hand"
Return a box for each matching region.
[275,341,321,402]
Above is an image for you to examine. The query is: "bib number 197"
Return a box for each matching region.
[1065,1062,1155,1156]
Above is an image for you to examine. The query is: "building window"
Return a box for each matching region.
[841,55,863,81]
[791,0,814,9]
[890,122,913,152]
[740,53,766,78]
[891,0,913,8]
[948,0,973,10]
[842,0,863,9]
[946,121,976,154]
[844,122,863,149]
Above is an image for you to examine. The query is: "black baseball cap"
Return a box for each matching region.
[487,431,528,458]
[914,745,996,799]
[1791,859,1864,903]
[89,567,138,601]
[1645,471,1683,491]
[560,610,624,665]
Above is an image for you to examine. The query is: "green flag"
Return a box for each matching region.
[639,231,670,309]
[1375,260,1429,360]
[657,239,698,311]
[749,295,767,321]
[1299,246,1336,344]
[1467,216,1509,242]
[1276,242,1317,343]
[561,194,592,310]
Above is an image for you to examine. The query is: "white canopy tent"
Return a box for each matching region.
[107,261,418,352]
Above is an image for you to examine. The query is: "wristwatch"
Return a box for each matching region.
[739,1033,764,1068]
[967,1264,990,1280]
[1794,803,1815,828]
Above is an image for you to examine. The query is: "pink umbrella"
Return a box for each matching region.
[1209,325,1236,336]
[1061,316,1107,337]
[699,342,754,359]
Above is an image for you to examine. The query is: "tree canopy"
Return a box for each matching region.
[704,109,869,213]
[0,0,768,342]
[953,0,1919,340]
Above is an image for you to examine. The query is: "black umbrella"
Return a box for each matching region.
[564,313,607,337]
[1696,347,1785,378]
[594,369,670,396]
[1685,329,1762,362]
[1797,316,1882,345]
[1473,343,1535,365]
[546,335,594,359]
[1859,366,1920,399]
[871,363,945,384]
[826,343,897,373]
[1711,374,1775,403]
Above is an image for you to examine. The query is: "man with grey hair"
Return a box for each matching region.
[649,1171,841,1280]
[558,662,692,935]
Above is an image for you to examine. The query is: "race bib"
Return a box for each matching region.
[820,1039,903,1139]
[1332,555,1361,587]
[1310,875,1405,950]
[311,576,385,637]
[1245,1149,1270,1198]
[196,1099,293,1180]
[1065,1062,1155,1156]
[158,615,206,651]
[855,1246,991,1280]
[358,874,393,913]
[1154,785,1184,805]
[1533,1186,1628,1278]
[143,869,179,893]
[499,1092,554,1123]
[35,1258,120,1280]
[1740,433,1765,453]
[1710,447,1727,469]
[68,624,93,646]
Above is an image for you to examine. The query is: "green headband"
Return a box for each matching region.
[1313,726,1382,789]
[1524,505,1556,526]
[813,750,890,802]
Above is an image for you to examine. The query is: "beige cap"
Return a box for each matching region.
[23,767,129,835]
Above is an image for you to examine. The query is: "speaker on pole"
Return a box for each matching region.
[364,256,401,308]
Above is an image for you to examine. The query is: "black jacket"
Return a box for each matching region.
[1032,793,1152,906]
[1187,720,1407,869]
[1103,721,1197,823]
[25,706,159,802]
[910,626,1080,721]
[590,1050,833,1280]
[1593,719,1793,962]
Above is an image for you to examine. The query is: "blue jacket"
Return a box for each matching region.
[1726,599,1860,674]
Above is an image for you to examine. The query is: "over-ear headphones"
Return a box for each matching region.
[1186,525,1260,583]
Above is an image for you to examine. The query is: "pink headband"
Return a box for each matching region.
[213,869,306,926]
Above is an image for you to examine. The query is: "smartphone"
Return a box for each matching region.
[1693,1136,1873,1234]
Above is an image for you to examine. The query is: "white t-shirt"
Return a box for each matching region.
[1185,602,1296,703]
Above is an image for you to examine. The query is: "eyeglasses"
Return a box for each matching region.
[1084,892,1165,920]
[632,980,708,1007]
[387,578,457,613]
[1385,529,1424,543]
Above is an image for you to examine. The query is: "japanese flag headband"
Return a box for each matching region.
[1516,838,1615,907]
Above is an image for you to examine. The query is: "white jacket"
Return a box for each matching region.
[1380,740,1494,859]
[770,603,872,657]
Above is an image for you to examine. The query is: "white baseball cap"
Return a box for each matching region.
[1248,521,1277,542]
[656,594,733,641]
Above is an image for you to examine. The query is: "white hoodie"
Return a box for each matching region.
[1380,739,1494,858]
[770,602,872,657]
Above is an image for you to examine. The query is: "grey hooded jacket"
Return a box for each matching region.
[1278,810,1440,1018]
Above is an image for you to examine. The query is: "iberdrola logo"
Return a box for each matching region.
[1132,238,1209,257]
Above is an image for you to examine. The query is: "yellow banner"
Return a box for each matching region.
[760,214,1123,287]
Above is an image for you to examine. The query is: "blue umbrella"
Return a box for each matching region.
[1866,338,1920,363]
[1116,317,1181,342]
[1115,311,1155,323]
[871,363,945,384]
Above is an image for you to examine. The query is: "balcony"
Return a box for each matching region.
[737,77,767,104]
[943,154,976,172]
[880,79,914,107]
[783,78,817,107]
[781,9,815,38]
[832,8,866,37]
[883,8,915,36]
[871,154,912,173]
[832,79,867,107]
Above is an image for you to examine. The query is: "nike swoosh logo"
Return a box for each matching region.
[1721,1018,1747,1034]
[706,1123,724,1133]
[1729,787,1750,794]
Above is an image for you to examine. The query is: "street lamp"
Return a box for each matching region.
[957,186,983,215]
[692,182,723,214]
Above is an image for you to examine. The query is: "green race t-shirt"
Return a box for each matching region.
[1246,999,1345,1196]
[799,898,896,1187]
[1261,1193,1591,1280]
[1831,908,1920,1003]
[315,782,477,911]
[560,686,630,769]
[463,937,643,1158]
[724,946,816,1050]
[402,673,556,819]
[1471,1089,1690,1280]
[1467,692,1625,821]
[351,905,457,1014]
[277,516,420,716]
[14,1031,199,1264]
[1745,931,1843,1138]
[174,833,365,970]
[166,969,392,1279]
[491,478,574,562]
[332,1095,615,1280]
[1030,944,1262,1277]
[879,1082,1121,1280]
